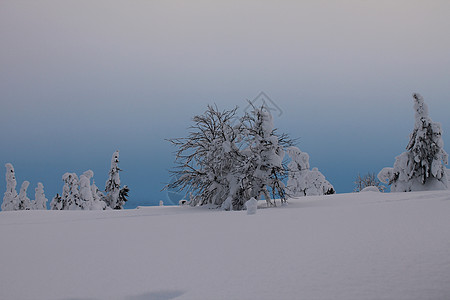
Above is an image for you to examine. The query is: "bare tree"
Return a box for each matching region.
[165,105,243,209]
[354,172,385,192]
[165,104,293,210]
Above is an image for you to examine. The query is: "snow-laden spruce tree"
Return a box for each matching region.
[286,146,335,197]
[50,194,62,210]
[18,181,32,210]
[31,182,48,210]
[104,150,128,209]
[61,173,83,210]
[79,170,94,210]
[2,163,18,211]
[91,180,108,210]
[80,170,107,210]
[378,93,448,192]
[240,104,290,207]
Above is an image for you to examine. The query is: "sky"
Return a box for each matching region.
[1,0,450,208]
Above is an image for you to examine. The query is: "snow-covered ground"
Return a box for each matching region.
[1,191,450,300]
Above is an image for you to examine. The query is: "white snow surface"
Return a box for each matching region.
[1,191,450,300]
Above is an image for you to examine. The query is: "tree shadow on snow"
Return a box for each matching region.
[126,290,185,300]
[61,290,185,300]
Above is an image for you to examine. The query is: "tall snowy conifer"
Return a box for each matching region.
[32,182,48,210]
[61,173,83,210]
[81,170,107,210]
[18,181,32,210]
[378,93,448,192]
[2,163,18,211]
[50,194,62,210]
[91,180,108,210]
[79,170,94,210]
[105,151,128,209]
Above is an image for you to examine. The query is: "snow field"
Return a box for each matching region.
[1,191,450,300]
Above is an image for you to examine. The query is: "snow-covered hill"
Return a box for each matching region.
[1,191,450,300]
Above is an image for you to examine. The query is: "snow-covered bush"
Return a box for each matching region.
[286,147,335,197]
[166,104,292,210]
[378,93,448,192]
[245,197,258,215]
[2,163,19,211]
[354,173,385,192]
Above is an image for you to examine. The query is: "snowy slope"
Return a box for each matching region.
[1,191,450,300]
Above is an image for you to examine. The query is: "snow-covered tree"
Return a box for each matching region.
[61,173,83,210]
[50,194,62,210]
[286,146,335,197]
[18,181,32,210]
[105,150,128,209]
[240,104,290,207]
[79,170,94,210]
[117,185,129,209]
[2,163,18,211]
[80,170,107,210]
[166,106,243,209]
[105,151,120,208]
[91,180,107,208]
[90,178,108,210]
[166,104,292,210]
[378,93,448,192]
[32,182,48,210]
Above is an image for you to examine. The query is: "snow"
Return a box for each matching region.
[360,185,381,192]
[1,191,450,300]
[245,197,258,214]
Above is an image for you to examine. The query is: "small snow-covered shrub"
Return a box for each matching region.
[245,197,258,215]
[286,147,335,197]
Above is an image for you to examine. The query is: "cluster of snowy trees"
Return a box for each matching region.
[2,151,129,211]
[3,93,447,213]
[1,163,48,211]
[166,104,334,210]
[378,93,448,192]
[51,151,129,210]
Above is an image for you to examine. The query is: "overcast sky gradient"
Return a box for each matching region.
[1,0,450,208]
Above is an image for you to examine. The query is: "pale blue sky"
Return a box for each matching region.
[1,1,450,207]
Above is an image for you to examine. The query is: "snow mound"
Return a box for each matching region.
[1,191,450,300]
[360,186,381,193]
